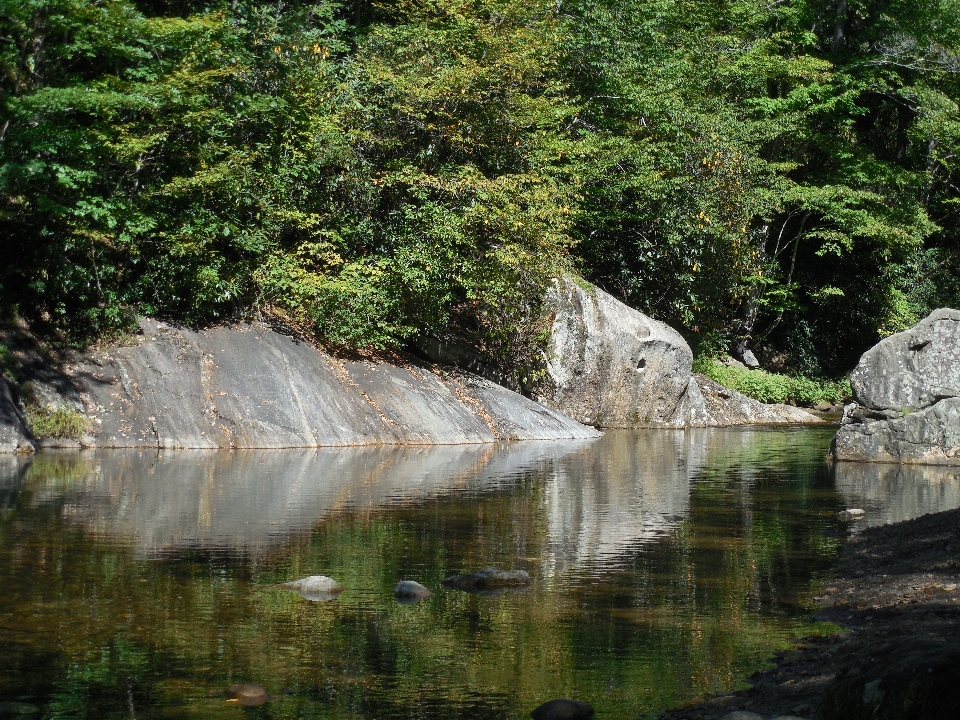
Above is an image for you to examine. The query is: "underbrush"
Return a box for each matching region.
[693,358,851,407]
[26,405,88,440]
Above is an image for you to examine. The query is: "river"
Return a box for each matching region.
[1,427,958,719]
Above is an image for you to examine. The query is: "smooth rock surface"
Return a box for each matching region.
[529,698,595,720]
[833,310,960,464]
[226,683,270,707]
[442,567,530,591]
[62,319,597,449]
[538,277,696,427]
[0,379,33,454]
[393,580,432,604]
[278,575,343,602]
[536,278,823,428]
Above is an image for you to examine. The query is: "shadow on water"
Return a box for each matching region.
[1,428,958,719]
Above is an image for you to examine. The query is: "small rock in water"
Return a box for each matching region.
[393,580,432,604]
[838,508,866,521]
[277,575,343,602]
[226,684,270,707]
[719,712,763,720]
[530,698,594,720]
[0,702,40,716]
[442,567,530,592]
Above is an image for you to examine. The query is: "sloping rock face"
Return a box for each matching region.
[832,309,960,464]
[0,379,33,454]
[62,319,597,449]
[536,278,822,428]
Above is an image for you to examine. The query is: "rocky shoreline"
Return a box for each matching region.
[656,507,960,720]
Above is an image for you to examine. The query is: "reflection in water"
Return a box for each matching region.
[0,427,868,720]
[834,461,960,529]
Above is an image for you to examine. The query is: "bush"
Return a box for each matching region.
[26,405,89,440]
[693,358,850,407]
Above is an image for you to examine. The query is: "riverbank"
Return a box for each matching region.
[657,506,960,720]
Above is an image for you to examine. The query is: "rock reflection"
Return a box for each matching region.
[834,461,960,530]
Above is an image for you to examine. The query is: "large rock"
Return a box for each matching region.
[62,319,598,449]
[536,278,823,428]
[0,378,33,454]
[832,309,960,464]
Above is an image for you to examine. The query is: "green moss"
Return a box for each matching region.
[693,358,851,407]
[26,405,89,440]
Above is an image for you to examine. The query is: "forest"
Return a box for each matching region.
[2,0,959,384]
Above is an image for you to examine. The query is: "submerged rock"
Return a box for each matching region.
[393,580,432,604]
[277,575,343,602]
[226,683,270,707]
[0,702,40,716]
[442,567,530,592]
[832,309,960,464]
[530,698,594,720]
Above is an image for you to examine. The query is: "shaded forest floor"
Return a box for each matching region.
[655,506,960,720]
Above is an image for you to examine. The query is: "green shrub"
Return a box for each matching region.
[693,358,851,407]
[26,405,89,440]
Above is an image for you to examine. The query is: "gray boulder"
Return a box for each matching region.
[0,379,34,454]
[537,278,823,428]
[393,580,432,604]
[537,277,700,427]
[833,309,960,464]
[277,575,343,602]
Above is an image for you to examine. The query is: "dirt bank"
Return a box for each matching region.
[657,506,960,720]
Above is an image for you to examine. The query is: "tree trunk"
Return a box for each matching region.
[832,0,848,55]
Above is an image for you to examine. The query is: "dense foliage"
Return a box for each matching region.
[2,0,960,376]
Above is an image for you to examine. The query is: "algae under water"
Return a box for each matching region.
[0,427,957,719]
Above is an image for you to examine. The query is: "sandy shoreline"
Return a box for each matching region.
[656,506,960,720]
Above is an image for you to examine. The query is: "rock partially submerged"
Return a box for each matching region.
[277,575,343,602]
[832,309,960,464]
[441,567,530,594]
[225,683,271,707]
[530,698,595,720]
[393,580,432,604]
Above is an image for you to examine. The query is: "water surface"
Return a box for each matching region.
[1,427,956,719]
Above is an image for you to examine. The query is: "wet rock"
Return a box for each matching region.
[529,698,594,720]
[838,508,866,521]
[441,567,530,592]
[226,684,270,707]
[718,712,763,720]
[277,575,343,602]
[0,379,34,455]
[0,702,40,716]
[832,309,960,465]
[393,580,432,604]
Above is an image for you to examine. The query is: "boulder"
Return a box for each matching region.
[530,698,594,720]
[225,683,270,707]
[537,277,695,427]
[277,575,343,602]
[393,580,432,604]
[0,378,34,454]
[832,309,960,464]
[535,278,823,428]
[441,567,530,592]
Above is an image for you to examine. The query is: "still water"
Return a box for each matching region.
[1,427,958,720]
